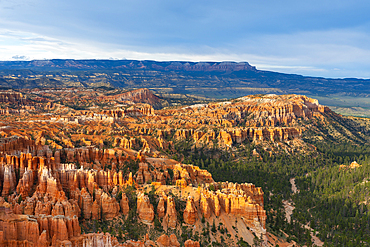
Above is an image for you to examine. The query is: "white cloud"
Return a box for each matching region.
[1,27,370,78]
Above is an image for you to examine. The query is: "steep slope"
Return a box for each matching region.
[0,87,369,246]
[103,88,165,109]
[0,136,266,246]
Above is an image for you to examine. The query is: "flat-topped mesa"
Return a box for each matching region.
[199,182,266,235]
[153,61,256,72]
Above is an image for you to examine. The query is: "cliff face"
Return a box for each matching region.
[165,196,177,228]
[0,59,256,73]
[0,89,328,160]
[0,92,27,104]
[104,88,162,108]
[126,94,326,152]
[183,196,197,225]
[0,88,336,246]
[199,182,266,235]
[102,103,155,118]
[151,61,256,72]
[137,193,155,224]
[0,140,266,246]
[0,211,80,246]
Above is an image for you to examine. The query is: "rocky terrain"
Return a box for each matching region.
[0,135,267,246]
[0,87,368,246]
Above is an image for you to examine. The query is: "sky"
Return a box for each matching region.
[1,0,370,78]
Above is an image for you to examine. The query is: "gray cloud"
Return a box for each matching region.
[1,0,370,78]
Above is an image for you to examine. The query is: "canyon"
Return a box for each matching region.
[0,87,354,246]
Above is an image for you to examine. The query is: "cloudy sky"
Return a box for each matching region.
[1,0,370,78]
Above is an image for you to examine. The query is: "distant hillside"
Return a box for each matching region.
[0,59,369,101]
[0,59,256,72]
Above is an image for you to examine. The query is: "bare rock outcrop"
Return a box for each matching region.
[101,192,120,219]
[183,196,197,225]
[137,193,154,224]
[120,193,130,215]
[165,196,177,228]
[184,239,201,247]
[157,196,166,218]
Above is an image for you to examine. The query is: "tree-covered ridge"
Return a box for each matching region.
[293,140,370,246]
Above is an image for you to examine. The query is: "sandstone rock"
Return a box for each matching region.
[24,198,36,215]
[0,92,26,104]
[92,200,101,220]
[81,232,117,247]
[120,193,130,215]
[16,168,34,198]
[51,201,64,216]
[157,196,166,218]
[2,165,16,197]
[152,234,180,247]
[61,199,80,218]
[37,167,60,197]
[200,194,211,219]
[169,234,180,247]
[137,193,154,224]
[350,161,361,169]
[183,196,197,225]
[184,239,201,247]
[80,188,92,219]
[218,130,233,147]
[199,182,266,232]
[37,230,49,247]
[101,192,120,219]
[50,216,69,241]
[105,88,161,106]
[214,195,221,217]
[165,196,177,228]
[175,178,187,188]
[156,234,170,246]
